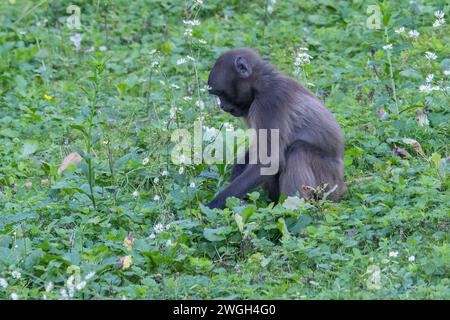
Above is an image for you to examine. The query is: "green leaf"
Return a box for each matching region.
[248,192,260,202]
[289,214,312,234]
[0,128,19,138]
[242,206,255,223]
[234,213,244,233]
[203,226,232,242]
[430,153,441,169]
[22,140,39,157]
[277,218,291,242]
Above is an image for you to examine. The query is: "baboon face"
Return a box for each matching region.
[207,50,255,117]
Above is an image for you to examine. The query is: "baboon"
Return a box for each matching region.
[207,48,345,209]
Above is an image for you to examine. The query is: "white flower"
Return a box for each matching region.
[66,276,75,289]
[425,51,437,60]
[132,190,139,198]
[183,96,192,101]
[183,19,201,26]
[76,281,86,290]
[433,19,445,27]
[69,33,82,50]
[196,100,205,109]
[198,38,207,44]
[431,86,441,91]
[0,278,8,289]
[170,107,177,118]
[395,27,405,34]
[85,272,95,280]
[389,251,399,258]
[194,0,203,5]
[224,122,234,131]
[419,84,432,93]
[408,29,420,39]
[383,44,393,50]
[294,50,313,66]
[171,84,180,89]
[11,293,18,300]
[153,177,159,184]
[60,288,69,300]
[11,270,21,279]
[103,140,110,145]
[426,74,434,83]
[161,170,169,176]
[184,27,193,37]
[166,239,173,246]
[444,69,450,76]
[154,223,165,233]
[434,10,445,19]
[178,166,184,174]
[176,58,187,65]
[99,46,107,52]
[142,158,149,165]
[45,282,54,293]
[153,195,160,201]
[149,233,156,239]
[189,182,196,188]
[408,255,415,262]
[165,224,171,230]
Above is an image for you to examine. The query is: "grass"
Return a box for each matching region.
[0,0,449,299]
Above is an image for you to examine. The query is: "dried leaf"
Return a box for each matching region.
[402,138,424,156]
[58,152,82,175]
[123,232,134,251]
[118,255,132,270]
[415,109,429,127]
[392,146,411,158]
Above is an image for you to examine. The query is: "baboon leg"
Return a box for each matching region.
[231,151,249,181]
[231,163,247,181]
[263,174,280,202]
[279,141,345,201]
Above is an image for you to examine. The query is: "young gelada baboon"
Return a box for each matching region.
[207,48,345,209]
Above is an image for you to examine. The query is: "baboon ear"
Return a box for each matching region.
[234,56,252,78]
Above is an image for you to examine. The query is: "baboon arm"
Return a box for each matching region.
[230,151,249,181]
[207,165,269,209]
[231,163,247,181]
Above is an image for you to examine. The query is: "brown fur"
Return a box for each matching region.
[207,48,345,209]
